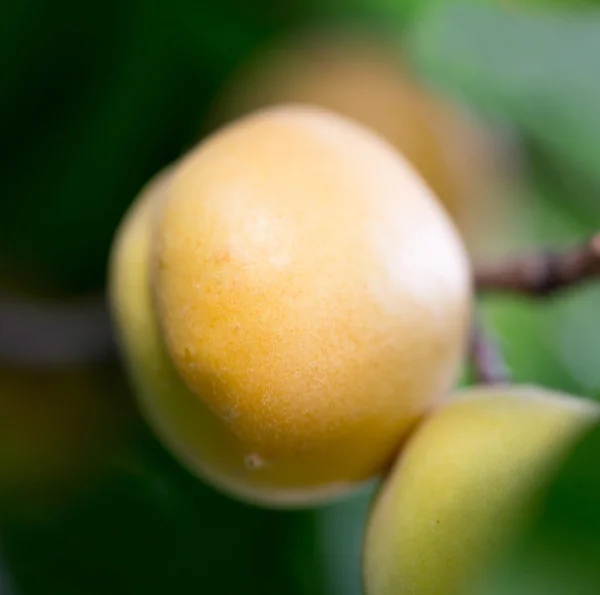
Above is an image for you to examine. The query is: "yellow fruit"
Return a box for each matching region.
[109,105,471,507]
[363,385,600,595]
[209,28,506,258]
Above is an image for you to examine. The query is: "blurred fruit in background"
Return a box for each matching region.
[208,26,514,262]
[0,359,136,516]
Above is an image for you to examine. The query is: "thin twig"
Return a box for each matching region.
[470,313,511,386]
[0,234,598,367]
[0,291,116,366]
[475,232,600,297]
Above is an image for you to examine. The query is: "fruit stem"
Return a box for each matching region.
[475,232,600,297]
[469,312,511,386]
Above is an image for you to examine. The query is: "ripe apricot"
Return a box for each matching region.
[363,385,600,595]
[109,105,471,507]
[209,28,506,259]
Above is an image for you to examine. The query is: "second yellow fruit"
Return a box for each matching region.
[363,385,600,595]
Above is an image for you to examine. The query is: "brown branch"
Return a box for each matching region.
[0,234,598,368]
[475,233,600,297]
[469,313,511,386]
[0,291,116,367]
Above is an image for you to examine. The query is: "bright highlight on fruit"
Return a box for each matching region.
[109,105,472,507]
[363,384,600,595]
[209,28,507,258]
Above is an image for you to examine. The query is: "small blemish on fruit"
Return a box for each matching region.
[245,453,268,470]
[223,406,239,422]
[183,346,195,364]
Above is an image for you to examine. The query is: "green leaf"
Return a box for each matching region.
[0,433,313,595]
[408,3,600,201]
[553,284,600,395]
[314,485,376,595]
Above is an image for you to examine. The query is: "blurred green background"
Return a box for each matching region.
[1,0,600,594]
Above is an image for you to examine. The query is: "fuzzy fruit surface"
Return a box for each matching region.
[210,29,505,258]
[363,385,600,595]
[110,105,471,507]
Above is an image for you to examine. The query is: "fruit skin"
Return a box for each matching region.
[109,105,471,507]
[209,28,505,259]
[363,385,600,595]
